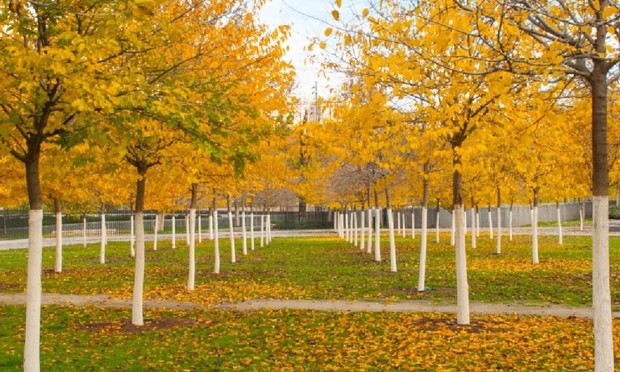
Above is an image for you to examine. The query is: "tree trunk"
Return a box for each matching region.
[374,207,381,262]
[242,211,247,255]
[360,209,365,251]
[532,189,540,264]
[188,209,196,290]
[250,212,255,251]
[24,149,43,372]
[132,170,147,326]
[130,214,135,257]
[386,188,397,272]
[496,188,501,255]
[366,208,372,254]
[213,209,220,274]
[509,203,514,241]
[353,211,358,247]
[453,168,469,325]
[418,174,429,292]
[591,53,613,371]
[435,201,440,243]
[100,206,106,265]
[260,214,265,247]
[188,184,197,290]
[228,211,236,263]
[54,198,62,273]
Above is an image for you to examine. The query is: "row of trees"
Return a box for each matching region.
[311,1,619,370]
[1,0,619,370]
[0,1,298,370]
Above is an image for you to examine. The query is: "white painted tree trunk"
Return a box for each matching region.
[209,213,214,240]
[214,211,220,274]
[82,217,87,248]
[100,213,106,264]
[345,212,350,242]
[488,208,493,239]
[360,210,365,251]
[333,211,338,231]
[185,214,190,245]
[401,212,406,237]
[388,209,397,272]
[55,212,62,273]
[132,211,145,325]
[496,207,502,255]
[153,215,158,251]
[557,204,563,245]
[592,196,613,371]
[228,211,236,263]
[471,208,477,249]
[260,215,265,247]
[242,211,247,255]
[250,213,255,250]
[198,214,202,243]
[374,208,381,262]
[435,211,440,243]
[366,209,372,254]
[464,210,467,235]
[532,206,539,264]
[171,215,176,249]
[509,208,513,241]
[396,212,401,237]
[450,211,455,246]
[418,206,428,291]
[580,206,584,231]
[24,209,43,372]
[455,204,470,325]
[476,210,480,237]
[411,209,415,239]
[340,213,344,238]
[267,214,272,243]
[188,209,196,290]
[130,215,135,257]
[353,212,358,247]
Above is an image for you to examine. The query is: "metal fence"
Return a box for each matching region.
[374,201,592,228]
[0,209,332,240]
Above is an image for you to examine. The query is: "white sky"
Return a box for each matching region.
[258,0,346,101]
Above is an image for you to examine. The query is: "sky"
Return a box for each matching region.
[258,0,346,101]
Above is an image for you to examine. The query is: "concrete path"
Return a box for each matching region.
[0,292,616,319]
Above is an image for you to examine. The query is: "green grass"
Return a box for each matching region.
[0,304,612,370]
[2,233,620,369]
[0,232,618,307]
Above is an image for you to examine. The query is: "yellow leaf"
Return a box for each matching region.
[335,0,342,7]
[331,10,340,21]
[362,8,369,17]
[319,41,327,49]
[324,27,333,37]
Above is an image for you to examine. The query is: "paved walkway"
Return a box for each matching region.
[0,292,616,319]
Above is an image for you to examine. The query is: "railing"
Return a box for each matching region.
[0,209,333,240]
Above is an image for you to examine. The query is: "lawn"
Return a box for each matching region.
[0,232,617,307]
[1,232,619,369]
